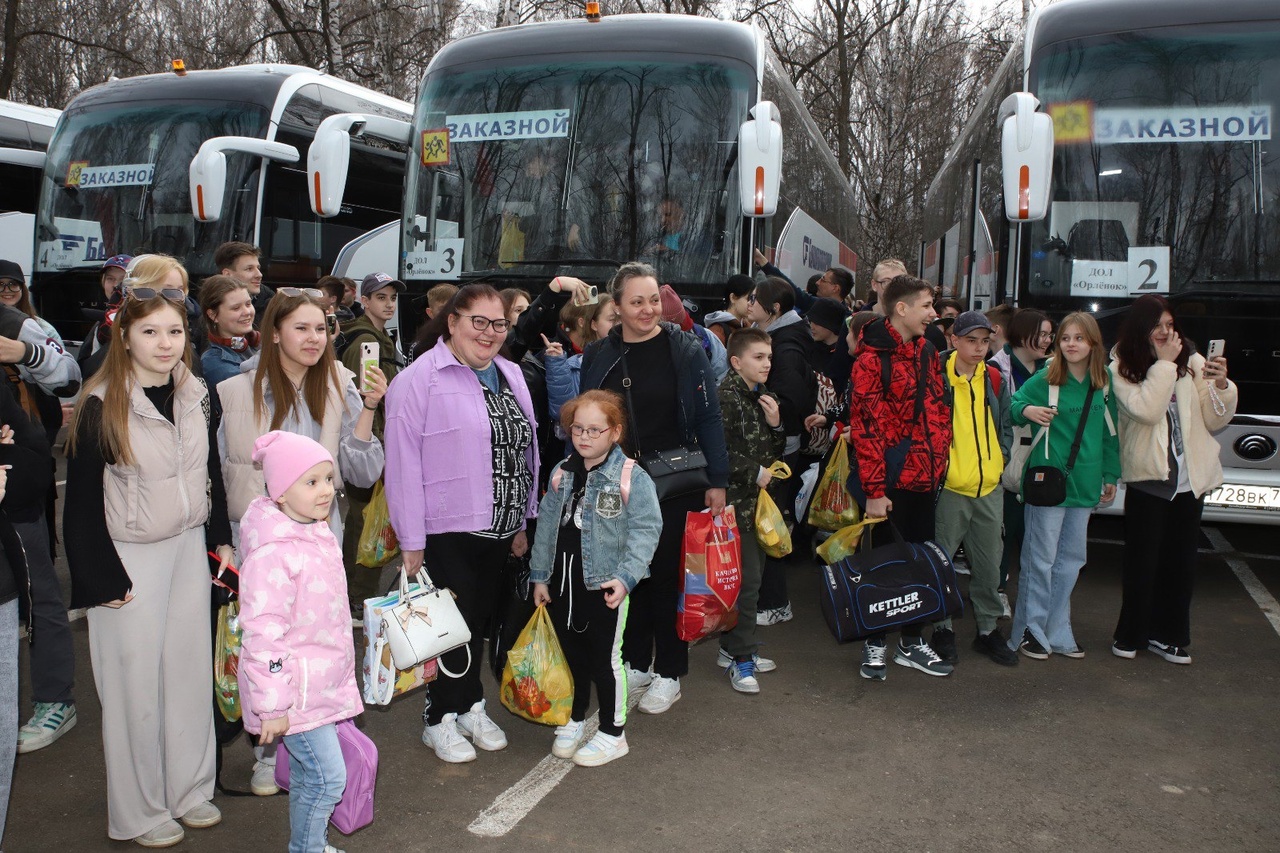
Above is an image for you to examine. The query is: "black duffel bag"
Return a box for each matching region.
[818,519,963,642]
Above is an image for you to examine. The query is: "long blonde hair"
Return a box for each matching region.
[1045,312,1109,389]
[66,296,192,465]
[254,292,341,431]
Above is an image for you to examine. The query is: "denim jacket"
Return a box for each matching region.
[530,445,662,593]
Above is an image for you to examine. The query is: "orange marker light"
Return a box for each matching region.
[585,2,601,21]
[754,166,766,216]
[171,59,187,77]
[1018,165,1030,220]
[313,172,325,216]
[195,185,206,220]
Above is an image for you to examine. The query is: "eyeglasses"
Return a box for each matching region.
[747,293,757,305]
[0,281,22,293]
[569,425,609,438]
[1038,331,1055,342]
[279,287,323,300]
[459,314,511,333]
[127,287,186,302]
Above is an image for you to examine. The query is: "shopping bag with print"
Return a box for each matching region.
[755,462,793,559]
[499,605,573,726]
[214,600,243,722]
[815,516,884,565]
[807,439,860,531]
[677,508,743,642]
[361,585,438,707]
[357,480,399,568]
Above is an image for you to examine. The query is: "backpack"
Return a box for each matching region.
[549,457,636,503]
[1002,380,1116,495]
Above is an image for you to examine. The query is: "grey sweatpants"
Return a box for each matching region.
[87,527,215,841]
[17,518,74,704]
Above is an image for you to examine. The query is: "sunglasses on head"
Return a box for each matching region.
[278,287,324,300]
[126,287,186,302]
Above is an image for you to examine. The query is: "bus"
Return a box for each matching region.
[919,0,1280,524]
[32,63,412,341]
[306,13,859,318]
[0,100,60,285]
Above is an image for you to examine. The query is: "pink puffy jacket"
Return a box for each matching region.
[238,496,361,735]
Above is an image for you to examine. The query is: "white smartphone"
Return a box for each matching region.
[573,285,600,306]
[360,342,379,392]
[1207,339,1225,359]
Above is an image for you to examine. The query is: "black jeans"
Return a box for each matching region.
[622,491,701,679]
[547,552,627,736]
[421,531,514,725]
[757,450,802,611]
[866,488,937,643]
[1115,488,1204,649]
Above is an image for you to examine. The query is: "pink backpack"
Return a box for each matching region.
[275,718,378,834]
[550,457,635,502]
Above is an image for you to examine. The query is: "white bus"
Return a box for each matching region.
[0,99,60,285]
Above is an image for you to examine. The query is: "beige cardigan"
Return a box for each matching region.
[1111,353,1237,498]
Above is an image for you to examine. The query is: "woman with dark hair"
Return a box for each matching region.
[702,273,754,344]
[1111,295,1236,664]
[384,283,539,763]
[745,276,817,626]
[198,275,257,408]
[579,262,728,715]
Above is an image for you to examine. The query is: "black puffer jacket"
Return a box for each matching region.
[0,389,52,609]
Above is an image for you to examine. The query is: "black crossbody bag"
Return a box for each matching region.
[619,344,710,502]
[1024,385,1096,507]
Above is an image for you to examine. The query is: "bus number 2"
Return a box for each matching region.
[1136,259,1157,289]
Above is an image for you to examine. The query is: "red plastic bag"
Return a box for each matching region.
[677,508,742,642]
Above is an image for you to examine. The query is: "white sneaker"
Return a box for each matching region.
[323,846,347,853]
[457,699,509,751]
[179,801,221,829]
[572,731,629,767]
[726,658,760,694]
[552,719,587,759]
[134,819,184,848]
[756,603,793,626]
[422,713,478,763]
[17,702,76,754]
[625,667,653,695]
[716,648,777,673]
[638,675,681,714]
[250,760,279,796]
[999,592,1012,620]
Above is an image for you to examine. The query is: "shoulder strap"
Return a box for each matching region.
[987,364,1002,397]
[1063,385,1097,474]
[620,457,634,505]
[550,465,563,493]
[617,346,645,457]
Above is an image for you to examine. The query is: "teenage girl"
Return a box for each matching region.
[1008,312,1120,660]
[239,430,362,853]
[531,390,662,767]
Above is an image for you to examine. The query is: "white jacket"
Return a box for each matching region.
[1111,353,1237,498]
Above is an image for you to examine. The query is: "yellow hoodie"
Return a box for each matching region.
[944,351,1005,498]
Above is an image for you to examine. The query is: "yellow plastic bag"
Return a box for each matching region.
[755,461,793,559]
[808,440,861,532]
[214,601,242,722]
[357,480,399,567]
[499,605,573,726]
[816,516,884,565]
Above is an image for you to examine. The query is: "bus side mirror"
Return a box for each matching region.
[738,100,783,218]
[190,137,299,222]
[309,113,413,218]
[998,92,1053,222]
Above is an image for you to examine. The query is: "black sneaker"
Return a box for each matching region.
[929,627,959,664]
[1148,640,1192,665]
[973,629,1018,666]
[1018,630,1049,660]
[1111,642,1138,659]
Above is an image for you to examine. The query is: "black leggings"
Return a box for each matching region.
[547,551,628,736]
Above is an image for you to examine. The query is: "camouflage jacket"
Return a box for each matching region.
[719,371,786,532]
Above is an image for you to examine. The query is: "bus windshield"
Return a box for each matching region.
[36,100,269,276]
[1030,29,1280,301]
[405,58,753,285]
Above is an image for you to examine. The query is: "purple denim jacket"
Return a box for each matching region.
[384,338,539,550]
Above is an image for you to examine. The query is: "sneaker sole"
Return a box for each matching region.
[1056,650,1086,659]
[250,782,280,796]
[135,826,185,849]
[421,734,477,763]
[893,655,952,676]
[572,742,629,767]
[1111,645,1138,659]
[859,667,886,681]
[180,812,222,830]
[730,680,760,694]
[1019,644,1049,661]
[1150,648,1192,664]
[638,692,681,714]
[17,713,76,754]
[552,741,585,759]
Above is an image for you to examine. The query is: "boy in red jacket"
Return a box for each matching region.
[848,275,953,680]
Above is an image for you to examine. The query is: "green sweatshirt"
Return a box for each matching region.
[1010,365,1120,508]
[340,315,401,440]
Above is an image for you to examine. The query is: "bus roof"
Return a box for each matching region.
[428,14,760,74]
[1030,0,1280,59]
[0,99,61,127]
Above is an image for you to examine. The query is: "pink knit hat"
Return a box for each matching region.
[659,284,693,332]
[252,430,335,500]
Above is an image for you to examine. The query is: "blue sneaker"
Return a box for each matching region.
[727,658,759,694]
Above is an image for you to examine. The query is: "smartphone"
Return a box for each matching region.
[573,285,600,307]
[360,341,379,392]
[1207,339,1225,359]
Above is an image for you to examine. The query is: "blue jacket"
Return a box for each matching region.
[544,350,582,423]
[580,322,730,489]
[529,446,661,592]
[201,342,253,410]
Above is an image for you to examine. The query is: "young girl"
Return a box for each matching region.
[531,390,662,766]
[65,288,232,848]
[239,431,362,853]
[1008,312,1120,660]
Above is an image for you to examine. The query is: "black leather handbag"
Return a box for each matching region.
[619,345,710,502]
[1023,386,1095,507]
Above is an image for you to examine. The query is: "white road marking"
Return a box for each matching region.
[1204,527,1280,639]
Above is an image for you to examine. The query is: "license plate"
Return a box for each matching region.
[1205,484,1280,510]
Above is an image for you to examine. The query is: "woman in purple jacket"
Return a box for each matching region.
[384,283,539,764]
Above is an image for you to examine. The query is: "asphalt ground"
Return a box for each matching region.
[6,454,1280,852]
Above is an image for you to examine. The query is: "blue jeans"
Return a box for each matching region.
[282,724,345,853]
[1009,505,1091,653]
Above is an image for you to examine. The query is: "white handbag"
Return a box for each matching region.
[381,566,472,677]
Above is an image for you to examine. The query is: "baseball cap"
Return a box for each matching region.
[102,254,133,273]
[951,310,995,338]
[0,259,23,283]
[360,272,406,296]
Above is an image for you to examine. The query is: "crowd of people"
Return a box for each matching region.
[0,244,1238,851]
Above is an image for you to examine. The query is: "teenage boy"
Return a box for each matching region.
[849,276,953,680]
[214,242,273,326]
[340,272,407,613]
[928,312,1019,666]
[717,328,786,694]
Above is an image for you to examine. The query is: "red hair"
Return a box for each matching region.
[560,389,627,445]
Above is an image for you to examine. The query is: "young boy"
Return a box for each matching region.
[849,276,953,680]
[928,312,1019,667]
[717,328,787,694]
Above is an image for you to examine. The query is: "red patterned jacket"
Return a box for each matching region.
[849,318,952,498]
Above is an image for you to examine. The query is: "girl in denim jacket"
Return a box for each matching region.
[532,390,662,767]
